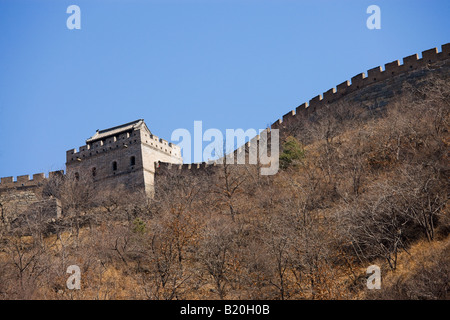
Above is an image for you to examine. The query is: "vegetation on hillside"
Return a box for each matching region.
[0,76,448,300]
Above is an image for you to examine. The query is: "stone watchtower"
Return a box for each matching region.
[66,119,182,195]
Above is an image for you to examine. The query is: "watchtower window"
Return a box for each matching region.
[75,172,80,181]
[112,161,117,171]
[92,167,97,177]
[130,156,136,166]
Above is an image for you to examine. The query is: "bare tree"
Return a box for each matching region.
[197,217,238,299]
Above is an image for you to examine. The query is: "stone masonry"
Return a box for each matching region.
[65,119,183,195]
[0,44,449,224]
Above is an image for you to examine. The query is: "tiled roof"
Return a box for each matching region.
[86,119,147,143]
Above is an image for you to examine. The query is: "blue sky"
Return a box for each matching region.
[0,0,449,178]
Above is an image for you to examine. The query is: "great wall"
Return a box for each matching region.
[156,43,450,171]
[272,45,449,129]
[1,43,449,226]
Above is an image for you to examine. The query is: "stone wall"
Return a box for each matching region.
[1,44,449,227]
[273,44,450,129]
[155,44,450,176]
[65,125,182,195]
[0,186,41,227]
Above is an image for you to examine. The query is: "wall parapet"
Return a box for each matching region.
[154,44,450,175]
[0,170,64,190]
[146,134,181,154]
[271,43,450,129]
[156,161,218,171]
[66,129,142,163]
[66,130,181,164]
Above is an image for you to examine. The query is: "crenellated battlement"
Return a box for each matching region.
[155,44,450,175]
[143,134,181,157]
[63,119,183,196]
[2,45,449,193]
[66,129,141,163]
[66,121,181,164]
[0,170,64,191]
[157,161,217,171]
[271,43,450,129]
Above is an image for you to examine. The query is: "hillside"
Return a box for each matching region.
[0,74,448,300]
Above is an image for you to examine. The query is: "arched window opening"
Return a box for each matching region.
[92,167,97,177]
[130,156,136,166]
[112,161,117,171]
[74,172,80,181]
